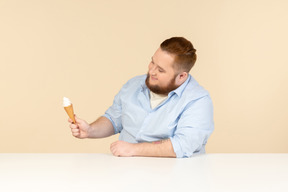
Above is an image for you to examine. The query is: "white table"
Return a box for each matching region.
[0,153,287,192]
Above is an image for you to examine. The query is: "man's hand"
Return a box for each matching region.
[110,141,135,157]
[68,115,91,139]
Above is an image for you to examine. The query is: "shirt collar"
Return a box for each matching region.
[169,74,191,97]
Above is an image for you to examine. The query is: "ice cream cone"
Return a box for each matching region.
[64,104,76,124]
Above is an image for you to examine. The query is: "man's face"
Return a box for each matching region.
[145,48,179,95]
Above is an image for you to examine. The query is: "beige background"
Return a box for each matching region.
[0,0,287,153]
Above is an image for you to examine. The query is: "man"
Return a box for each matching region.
[68,37,214,158]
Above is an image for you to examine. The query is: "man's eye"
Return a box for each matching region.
[158,69,164,73]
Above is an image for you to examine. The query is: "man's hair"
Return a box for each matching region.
[160,37,197,73]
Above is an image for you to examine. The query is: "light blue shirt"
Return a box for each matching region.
[103,74,214,158]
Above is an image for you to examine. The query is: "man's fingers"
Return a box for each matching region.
[72,132,80,137]
[110,143,115,153]
[70,123,78,129]
[110,147,117,156]
[110,141,118,147]
[74,115,81,122]
[110,142,122,157]
[71,128,80,133]
[68,115,81,124]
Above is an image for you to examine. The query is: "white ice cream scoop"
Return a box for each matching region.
[63,97,72,107]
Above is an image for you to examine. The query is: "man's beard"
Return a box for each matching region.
[145,73,179,95]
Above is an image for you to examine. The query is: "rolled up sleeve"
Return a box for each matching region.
[103,89,124,134]
[170,95,214,158]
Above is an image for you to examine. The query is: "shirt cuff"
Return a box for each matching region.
[102,114,118,134]
[169,136,184,158]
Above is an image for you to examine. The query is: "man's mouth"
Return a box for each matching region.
[150,76,158,81]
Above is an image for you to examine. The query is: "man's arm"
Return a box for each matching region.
[110,139,176,158]
[88,116,115,138]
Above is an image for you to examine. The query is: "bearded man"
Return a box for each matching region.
[68,37,214,158]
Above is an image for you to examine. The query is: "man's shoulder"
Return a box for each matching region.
[183,75,211,100]
[127,74,147,83]
[121,74,146,90]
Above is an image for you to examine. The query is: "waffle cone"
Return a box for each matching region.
[64,104,76,124]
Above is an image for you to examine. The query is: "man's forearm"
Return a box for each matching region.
[133,139,176,158]
[88,116,115,138]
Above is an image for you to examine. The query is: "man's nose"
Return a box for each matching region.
[149,65,157,75]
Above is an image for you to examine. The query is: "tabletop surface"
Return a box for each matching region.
[0,153,287,192]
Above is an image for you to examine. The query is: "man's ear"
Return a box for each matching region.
[175,72,188,86]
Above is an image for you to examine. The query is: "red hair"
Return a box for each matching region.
[160,37,197,72]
